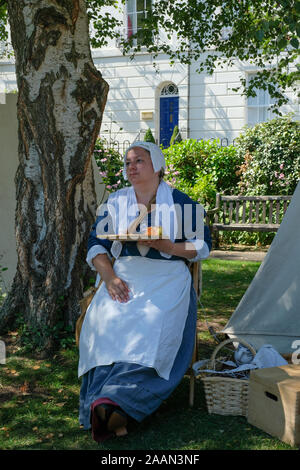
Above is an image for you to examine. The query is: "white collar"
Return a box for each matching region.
[107,181,177,259]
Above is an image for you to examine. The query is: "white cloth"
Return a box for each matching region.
[78,256,191,380]
[101,181,178,259]
[86,238,210,271]
[86,239,210,290]
[123,141,166,180]
[193,344,288,378]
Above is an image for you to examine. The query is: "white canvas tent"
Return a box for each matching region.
[222,180,300,354]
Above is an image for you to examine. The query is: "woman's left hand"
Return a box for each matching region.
[138,239,198,260]
[138,239,175,256]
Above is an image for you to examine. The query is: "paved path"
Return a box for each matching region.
[210,250,267,262]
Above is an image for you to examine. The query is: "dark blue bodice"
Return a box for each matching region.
[87,188,212,261]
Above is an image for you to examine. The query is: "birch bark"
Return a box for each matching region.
[0,0,108,351]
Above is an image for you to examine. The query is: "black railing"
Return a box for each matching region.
[98,133,237,154]
[100,139,131,154]
[197,137,237,147]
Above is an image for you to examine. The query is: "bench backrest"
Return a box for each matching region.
[215,194,292,225]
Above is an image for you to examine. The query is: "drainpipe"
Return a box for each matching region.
[187,61,190,140]
[186,37,191,140]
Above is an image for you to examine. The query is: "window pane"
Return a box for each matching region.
[247,72,275,125]
[127,14,134,37]
[260,88,268,106]
[247,108,257,126]
[127,0,136,13]
[126,0,152,44]
[259,107,268,122]
[137,11,145,29]
[137,0,145,12]
[248,94,258,106]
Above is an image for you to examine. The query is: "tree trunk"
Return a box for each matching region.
[0,0,108,351]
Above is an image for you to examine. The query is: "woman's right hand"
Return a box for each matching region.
[92,254,130,303]
[105,276,130,303]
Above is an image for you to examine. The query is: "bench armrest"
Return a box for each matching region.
[205,207,219,225]
[206,208,219,215]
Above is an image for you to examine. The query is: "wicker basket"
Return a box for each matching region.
[200,337,256,417]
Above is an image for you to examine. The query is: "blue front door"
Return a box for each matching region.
[160,96,179,148]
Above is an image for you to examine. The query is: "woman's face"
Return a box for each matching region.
[126,147,156,186]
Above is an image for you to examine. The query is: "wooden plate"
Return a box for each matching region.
[96,233,167,240]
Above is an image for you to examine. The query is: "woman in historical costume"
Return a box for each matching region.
[78,142,212,442]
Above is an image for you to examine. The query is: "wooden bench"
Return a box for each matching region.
[207,194,292,247]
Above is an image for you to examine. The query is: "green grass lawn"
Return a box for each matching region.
[0,258,297,450]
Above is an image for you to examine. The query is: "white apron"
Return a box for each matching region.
[78,256,192,380]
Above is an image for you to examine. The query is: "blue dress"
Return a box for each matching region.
[79,188,212,438]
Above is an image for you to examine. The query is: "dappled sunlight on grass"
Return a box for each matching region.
[0,258,296,450]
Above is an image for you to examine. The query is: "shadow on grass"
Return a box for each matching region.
[1,370,293,450]
[0,258,296,450]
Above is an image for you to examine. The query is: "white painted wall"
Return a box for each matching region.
[1,51,299,150]
[189,58,300,143]
[92,49,188,147]
[0,0,299,148]
[0,93,105,290]
[0,93,18,290]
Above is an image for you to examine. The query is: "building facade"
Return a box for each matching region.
[0,1,299,152]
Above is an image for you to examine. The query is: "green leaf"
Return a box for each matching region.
[290,37,299,49]
[278,37,288,49]
[255,30,265,41]
[261,20,269,31]
[295,2,300,14]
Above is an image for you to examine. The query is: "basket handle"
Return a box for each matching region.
[210,337,256,369]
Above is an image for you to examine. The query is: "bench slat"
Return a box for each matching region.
[219,195,292,202]
[235,201,240,223]
[276,201,280,224]
[249,201,253,223]
[255,201,260,223]
[210,194,292,243]
[229,202,234,223]
[269,201,273,223]
[213,223,280,232]
[222,201,227,224]
[242,201,246,223]
[262,201,266,224]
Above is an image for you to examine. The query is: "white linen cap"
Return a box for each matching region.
[123,141,166,180]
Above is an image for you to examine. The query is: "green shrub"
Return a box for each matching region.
[219,115,300,246]
[184,174,217,208]
[163,139,242,208]
[144,128,156,143]
[235,114,300,196]
[170,125,182,146]
[94,138,129,193]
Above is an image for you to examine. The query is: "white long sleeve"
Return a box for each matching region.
[186,239,210,262]
[86,245,111,271]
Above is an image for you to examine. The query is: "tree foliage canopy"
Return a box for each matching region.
[0,0,299,110]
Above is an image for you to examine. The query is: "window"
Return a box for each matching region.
[126,0,152,43]
[247,73,276,126]
[160,83,179,96]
